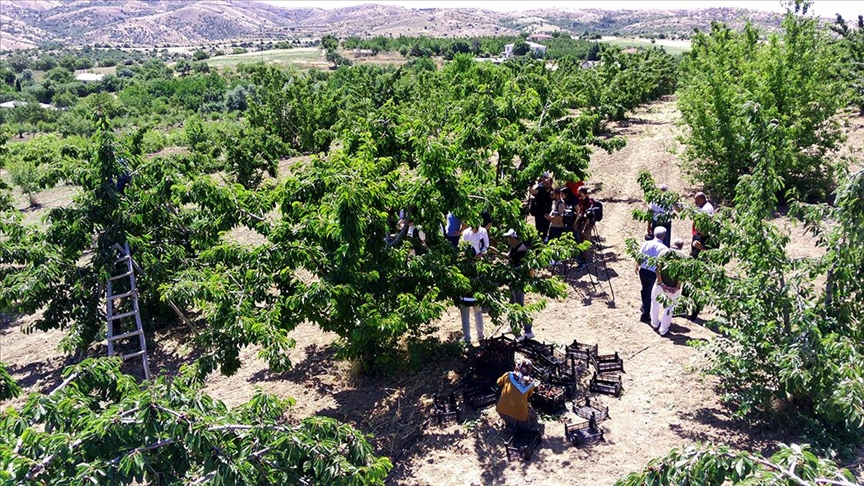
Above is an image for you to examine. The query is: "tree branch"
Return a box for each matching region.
[49,372,81,396]
[107,438,175,467]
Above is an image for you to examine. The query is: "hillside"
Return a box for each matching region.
[1,1,790,50]
[503,7,785,36]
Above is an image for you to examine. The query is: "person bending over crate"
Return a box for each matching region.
[496,358,538,431]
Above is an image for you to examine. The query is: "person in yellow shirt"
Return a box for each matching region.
[496,358,537,430]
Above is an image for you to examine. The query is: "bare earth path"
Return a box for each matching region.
[2,98,862,485]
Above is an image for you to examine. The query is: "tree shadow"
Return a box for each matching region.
[5,355,77,394]
[20,202,43,212]
[615,117,669,128]
[142,324,203,379]
[249,343,343,396]
[671,407,786,457]
[0,312,23,331]
[599,197,644,204]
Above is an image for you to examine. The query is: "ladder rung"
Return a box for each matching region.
[122,350,148,361]
[107,329,143,342]
[108,290,136,301]
[115,255,132,264]
[109,271,134,281]
[107,310,139,321]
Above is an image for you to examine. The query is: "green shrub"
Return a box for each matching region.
[140,129,167,154]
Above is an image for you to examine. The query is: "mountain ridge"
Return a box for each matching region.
[1,1,789,50]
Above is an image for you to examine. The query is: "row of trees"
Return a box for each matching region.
[1,43,676,208]
[677,8,861,202]
[0,42,678,483]
[0,48,678,376]
[4,3,860,479]
[340,33,599,61]
[624,5,863,480]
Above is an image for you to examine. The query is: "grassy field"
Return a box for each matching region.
[205,48,325,69]
[600,36,691,56]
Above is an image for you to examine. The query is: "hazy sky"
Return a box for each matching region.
[262,1,863,20]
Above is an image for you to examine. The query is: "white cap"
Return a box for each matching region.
[542,171,552,178]
[503,228,518,238]
[653,226,667,237]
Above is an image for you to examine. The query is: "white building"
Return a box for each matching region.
[0,101,55,110]
[503,41,547,59]
[75,72,105,83]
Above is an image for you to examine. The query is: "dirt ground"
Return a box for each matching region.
[2,98,863,485]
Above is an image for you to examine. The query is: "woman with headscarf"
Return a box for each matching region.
[496,358,537,430]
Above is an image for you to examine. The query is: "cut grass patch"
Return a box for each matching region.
[600,37,690,56]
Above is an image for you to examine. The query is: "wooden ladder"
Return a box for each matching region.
[106,242,151,380]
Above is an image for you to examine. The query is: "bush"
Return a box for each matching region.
[0,358,392,484]
[7,158,41,206]
[140,129,167,154]
[677,16,844,201]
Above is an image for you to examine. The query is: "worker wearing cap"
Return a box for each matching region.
[636,226,668,324]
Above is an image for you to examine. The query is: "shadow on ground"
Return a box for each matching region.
[671,407,784,457]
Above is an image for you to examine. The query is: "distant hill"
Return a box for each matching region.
[1,1,790,50]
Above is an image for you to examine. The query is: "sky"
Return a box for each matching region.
[261,1,863,20]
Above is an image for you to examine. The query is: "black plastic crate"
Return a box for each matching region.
[516,339,558,364]
[565,415,604,447]
[589,372,622,398]
[548,375,578,400]
[474,336,516,377]
[548,356,582,400]
[461,365,499,387]
[463,385,498,409]
[433,392,461,424]
[531,384,567,414]
[555,354,587,382]
[565,340,598,362]
[591,351,624,374]
[505,429,543,460]
[573,395,610,423]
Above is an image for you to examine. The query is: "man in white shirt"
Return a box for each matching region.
[689,192,715,319]
[459,225,489,343]
[695,192,715,216]
[462,225,490,258]
[691,191,715,257]
[636,226,668,323]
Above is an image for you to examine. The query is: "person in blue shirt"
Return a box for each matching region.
[444,212,465,247]
[636,226,668,323]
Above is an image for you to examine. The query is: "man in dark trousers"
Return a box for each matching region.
[636,226,668,323]
[688,191,715,319]
[503,228,535,341]
[529,173,553,241]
